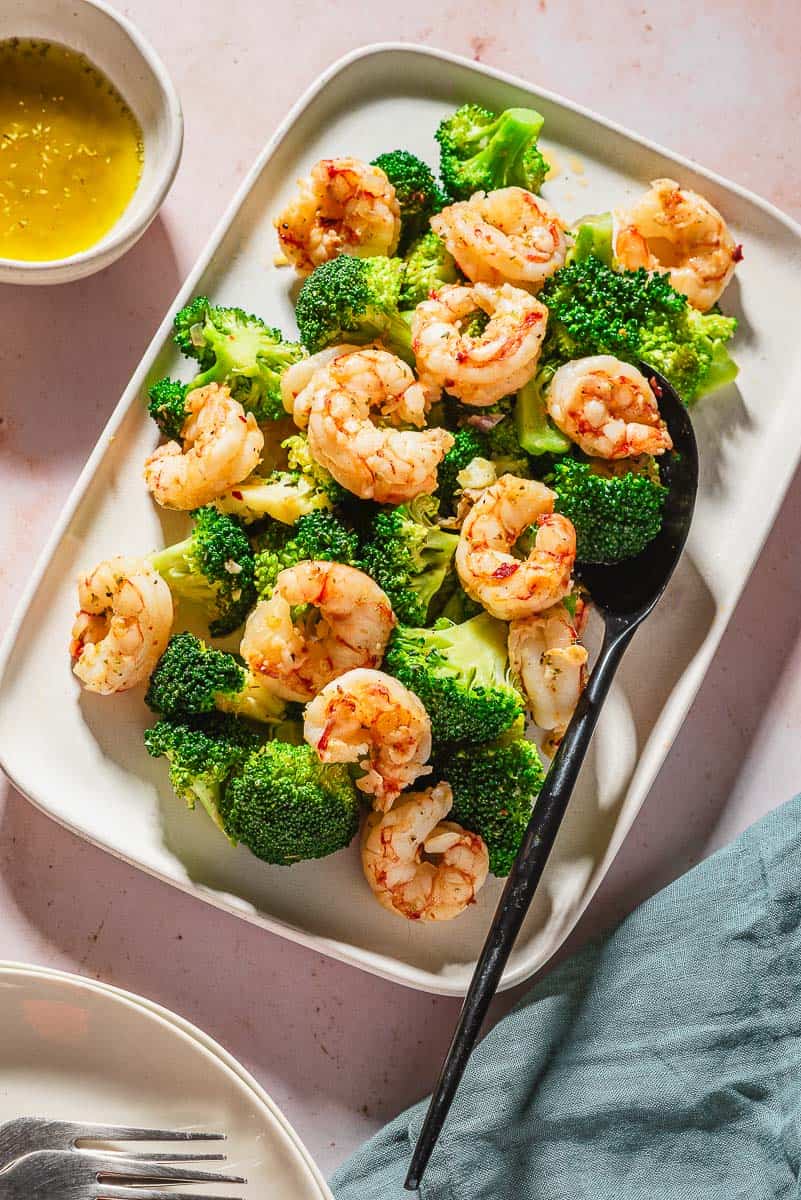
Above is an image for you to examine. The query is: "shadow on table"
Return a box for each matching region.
[0,216,182,471]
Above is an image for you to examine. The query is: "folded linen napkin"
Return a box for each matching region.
[331,796,801,1199]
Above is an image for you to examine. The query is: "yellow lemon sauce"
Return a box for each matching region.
[0,38,143,261]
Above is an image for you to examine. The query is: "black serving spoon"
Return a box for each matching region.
[405,365,698,1192]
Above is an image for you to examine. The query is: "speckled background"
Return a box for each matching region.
[1,0,800,1177]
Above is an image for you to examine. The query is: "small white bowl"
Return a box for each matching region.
[0,0,183,285]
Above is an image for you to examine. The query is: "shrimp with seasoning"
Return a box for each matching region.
[456,474,576,620]
[509,596,589,752]
[613,177,739,311]
[412,282,548,407]
[240,560,395,703]
[300,347,454,503]
[275,157,401,275]
[361,783,489,921]
[143,383,263,510]
[546,356,673,460]
[281,344,363,426]
[304,667,432,810]
[70,556,174,695]
[432,187,567,290]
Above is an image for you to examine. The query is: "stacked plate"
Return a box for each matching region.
[0,963,330,1199]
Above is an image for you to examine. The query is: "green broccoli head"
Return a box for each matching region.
[384,611,524,743]
[144,712,261,831]
[145,632,284,725]
[439,727,546,876]
[639,306,739,402]
[399,231,460,308]
[172,296,305,422]
[254,509,360,599]
[221,741,360,865]
[538,255,738,402]
[436,103,548,199]
[145,631,246,719]
[215,434,342,526]
[371,150,447,250]
[435,425,488,512]
[294,255,413,362]
[361,494,458,626]
[149,507,256,636]
[550,455,667,564]
[147,377,189,440]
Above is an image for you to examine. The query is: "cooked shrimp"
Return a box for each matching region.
[281,344,362,426]
[304,668,432,810]
[456,474,576,620]
[432,187,567,291]
[509,598,589,749]
[275,157,400,275]
[546,356,673,460]
[70,556,173,695]
[412,282,548,407]
[302,347,454,503]
[143,383,264,510]
[240,561,395,703]
[613,178,739,311]
[361,783,489,921]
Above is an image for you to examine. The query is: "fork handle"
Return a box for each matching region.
[405,614,638,1191]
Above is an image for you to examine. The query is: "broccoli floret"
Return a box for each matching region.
[438,728,546,876]
[254,510,360,599]
[295,255,413,362]
[436,426,488,512]
[147,377,189,439]
[144,712,261,831]
[384,611,524,743]
[538,255,738,402]
[550,455,667,564]
[215,435,342,525]
[221,741,360,865]
[436,103,548,199]
[515,373,572,456]
[371,151,447,250]
[149,507,256,636]
[361,494,458,625]
[172,296,305,422]
[399,231,460,308]
[146,632,284,724]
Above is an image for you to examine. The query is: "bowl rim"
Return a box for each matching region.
[0,0,183,276]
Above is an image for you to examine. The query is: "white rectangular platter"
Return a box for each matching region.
[2,44,801,996]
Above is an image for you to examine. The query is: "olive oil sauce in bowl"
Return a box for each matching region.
[0,0,182,284]
[0,38,143,262]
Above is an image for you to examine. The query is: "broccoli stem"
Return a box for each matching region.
[149,539,209,602]
[568,212,614,267]
[515,375,572,456]
[387,310,415,365]
[691,341,739,401]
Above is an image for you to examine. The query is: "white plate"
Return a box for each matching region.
[0,963,331,1198]
[2,44,801,996]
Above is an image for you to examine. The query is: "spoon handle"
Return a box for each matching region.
[405,614,638,1193]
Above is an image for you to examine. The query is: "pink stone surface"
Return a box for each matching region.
[1,0,801,1178]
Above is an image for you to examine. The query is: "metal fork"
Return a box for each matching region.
[0,1149,245,1199]
[0,1120,227,1172]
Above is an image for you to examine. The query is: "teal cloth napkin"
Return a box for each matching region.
[330,796,801,1199]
